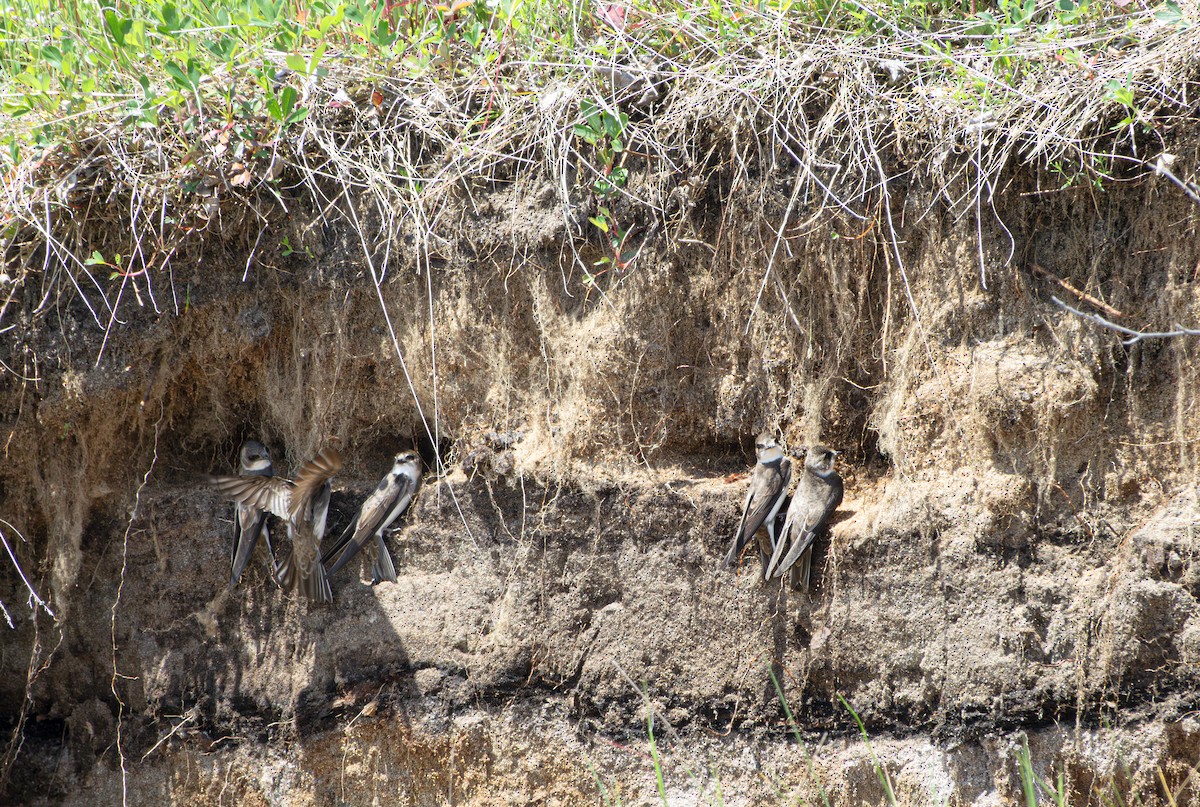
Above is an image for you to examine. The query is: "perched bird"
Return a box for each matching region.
[723,432,792,575]
[764,445,843,587]
[228,440,277,588]
[322,450,422,584]
[209,446,343,603]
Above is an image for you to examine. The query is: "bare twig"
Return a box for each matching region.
[112,420,160,807]
[1033,264,1124,320]
[140,707,198,761]
[1150,157,1200,206]
[0,518,54,620]
[1051,296,1200,346]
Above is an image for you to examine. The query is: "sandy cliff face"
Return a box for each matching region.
[3,85,1200,805]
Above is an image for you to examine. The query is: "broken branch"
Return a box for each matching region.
[1051,296,1200,346]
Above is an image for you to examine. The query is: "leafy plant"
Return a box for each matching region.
[574,98,637,278]
[1105,78,1141,129]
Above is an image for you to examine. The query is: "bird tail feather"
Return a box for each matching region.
[275,551,333,603]
[321,522,358,576]
[371,535,398,584]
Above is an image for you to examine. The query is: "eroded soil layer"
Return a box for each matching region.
[3,137,1200,804]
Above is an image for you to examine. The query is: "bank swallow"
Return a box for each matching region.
[322,450,422,584]
[209,446,342,603]
[228,440,277,588]
[764,445,843,587]
[723,432,792,575]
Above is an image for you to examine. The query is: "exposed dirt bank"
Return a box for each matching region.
[4,56,1200,804]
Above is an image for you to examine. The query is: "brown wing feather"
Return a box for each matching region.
[288,446,343,520]
[769,472,843,580]
[209,475,293,520]
[724,460,789,567]
[354,473,415,545]
[738,464,788,542]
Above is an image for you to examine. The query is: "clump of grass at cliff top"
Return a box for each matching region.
[0,0,1185,154]
[0,0,1193,326]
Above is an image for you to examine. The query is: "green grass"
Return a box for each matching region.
[583,662,1200,805]
[0,0,1169,169]
[0,0,1189,361]
[771,668,832,807]
[838,694,897,806]
[1017,736,1069,807]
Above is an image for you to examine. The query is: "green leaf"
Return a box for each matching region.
[319,5,345,34]
[255,0,281,24]
[42,45,64,70]
[164,60,189,90]
[203,36,237,61]
[157,2,183,36]
[580,99,602,129]
[1156,0,1184,24]
[280,85,298,115]
[588,215,609,232]
[285,53,308,73]
[85,251,106,266]
[369,19,396,46]
[2,99,33,116]
[16,72,52,92]
[1105,79,1134,108]
[103,9,132,46]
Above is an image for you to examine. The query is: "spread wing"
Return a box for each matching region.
[209,474,294,520]
[288,446,343,521]
[277,481,333,602]
[723,460,790,568]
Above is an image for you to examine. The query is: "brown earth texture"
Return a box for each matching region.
[3,44,1200,807]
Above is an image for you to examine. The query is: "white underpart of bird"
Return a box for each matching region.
[323,450,422,584]
[764,445,843,587]
[723,432,792,575]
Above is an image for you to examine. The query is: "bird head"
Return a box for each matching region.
[754,431,785,463]
[393,450,423,473]
[240,440,272,473]
[805,445,838,474]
